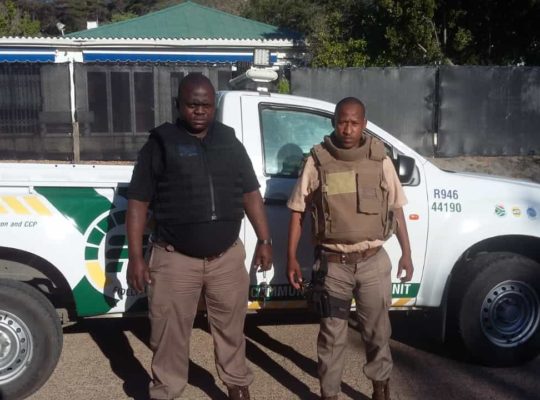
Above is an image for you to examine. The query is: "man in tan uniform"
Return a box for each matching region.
[287,97,413,400]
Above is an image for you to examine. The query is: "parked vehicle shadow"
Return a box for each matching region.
[383,311,473,363]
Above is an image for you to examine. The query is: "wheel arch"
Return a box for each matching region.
[0,246,77,322]
[447,234,540,296]
[440,234,540,341]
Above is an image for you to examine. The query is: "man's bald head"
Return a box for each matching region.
[176,73,216,136]
[334,97,366,119]
[177,73,215,100]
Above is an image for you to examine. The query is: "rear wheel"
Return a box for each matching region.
[0,279,63,400]
[455,252,540,366]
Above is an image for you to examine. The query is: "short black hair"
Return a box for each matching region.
[177,73,215,100]
[334,97,366,117]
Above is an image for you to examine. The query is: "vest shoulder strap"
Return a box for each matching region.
[149,122,180,144]
[369,137,387,161]
[311,143,333,166]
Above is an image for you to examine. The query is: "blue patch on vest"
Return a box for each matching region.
[177,144,199,157]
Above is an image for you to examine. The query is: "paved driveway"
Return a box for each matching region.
[28,312,539,400]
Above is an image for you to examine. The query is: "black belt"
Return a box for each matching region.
[321,247,381,264]
[152,241,226,262]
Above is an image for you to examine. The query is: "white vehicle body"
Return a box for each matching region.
[1,91,539,399]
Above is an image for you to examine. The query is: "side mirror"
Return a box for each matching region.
[395,155,416,184]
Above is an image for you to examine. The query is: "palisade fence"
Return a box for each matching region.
[1,63,539,160]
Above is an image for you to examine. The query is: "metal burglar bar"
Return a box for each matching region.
[0,64,41,135]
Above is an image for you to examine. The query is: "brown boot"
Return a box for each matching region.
[227,384,251,400]
[372,379,391,400]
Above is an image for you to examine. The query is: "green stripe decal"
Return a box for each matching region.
[391,283,420,298]
[35,187,113,233]
[72,277,119,316]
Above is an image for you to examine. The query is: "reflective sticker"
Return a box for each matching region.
[409,214,419,220]
[494,204,506,217]
[527,207,537,219]
[512,207,522,217]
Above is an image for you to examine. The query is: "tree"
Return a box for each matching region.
[309,9,369,67]
[436,0,540,65]
[242,0,370,67]
[0,0,41,36]
[359,0,444,66]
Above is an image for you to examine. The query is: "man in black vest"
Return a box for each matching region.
[127,73,272,400]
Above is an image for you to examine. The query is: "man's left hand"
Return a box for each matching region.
[253,242,272,272]
[397,255,414,282]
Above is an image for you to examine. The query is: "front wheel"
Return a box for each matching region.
[0,279,63,400]
[457,252,540,366]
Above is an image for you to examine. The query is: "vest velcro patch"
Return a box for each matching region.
[325,170,356,196]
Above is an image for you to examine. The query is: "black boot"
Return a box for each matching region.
[227,384,251,400]
[372,379,391,400]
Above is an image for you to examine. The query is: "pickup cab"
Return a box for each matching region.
[1,90,539,400]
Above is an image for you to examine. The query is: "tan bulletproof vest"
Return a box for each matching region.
[311,135,396,244]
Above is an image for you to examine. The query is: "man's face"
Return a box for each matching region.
[333,103,367,149]
[178,82,215,135]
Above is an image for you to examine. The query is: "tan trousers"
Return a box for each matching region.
[318,247,393,397]
[147,240,253,399]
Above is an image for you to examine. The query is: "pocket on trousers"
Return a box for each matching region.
[147,245,168,272]
[375,250,392,309]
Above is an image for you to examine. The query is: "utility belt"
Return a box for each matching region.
[319,246,381,264]
[151,240,227,262]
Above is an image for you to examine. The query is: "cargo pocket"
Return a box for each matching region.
[380,179,396,238]
[357,174,381,215]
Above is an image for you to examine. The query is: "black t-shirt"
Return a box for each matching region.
[127,120,260,258]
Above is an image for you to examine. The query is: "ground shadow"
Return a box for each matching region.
[73,318,152,400]
[383,311,473,363]
[244,312,369,400]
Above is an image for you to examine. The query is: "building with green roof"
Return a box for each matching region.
[68,1,301,41]
[1,1,304,65]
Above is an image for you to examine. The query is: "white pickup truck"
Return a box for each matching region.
[1,90,539,400]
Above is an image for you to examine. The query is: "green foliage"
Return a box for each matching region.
[110,12,138,23]
[437,0,540,65]
[0,0,41,36]
[2,0,538,65]
[277,76,290,94]
[309,10,369,68]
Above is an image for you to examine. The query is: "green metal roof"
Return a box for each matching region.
[68,1,300,40]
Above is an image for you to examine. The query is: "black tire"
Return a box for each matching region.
[456,252,540,366]
[0,279,63,400]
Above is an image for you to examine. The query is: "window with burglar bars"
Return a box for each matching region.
[78,63,232,136]
[84,65,155,135]
[0,64,42,135]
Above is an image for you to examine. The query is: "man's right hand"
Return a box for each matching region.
[287,257,303,290]
[127,257,151,293]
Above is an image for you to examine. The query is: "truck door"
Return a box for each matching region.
[240,96,427,309]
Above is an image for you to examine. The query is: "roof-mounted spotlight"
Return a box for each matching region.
[253,48,271,67]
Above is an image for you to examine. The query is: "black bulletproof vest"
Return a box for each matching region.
[150,121,245,226]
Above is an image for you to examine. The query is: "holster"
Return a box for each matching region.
[305,249,352,320]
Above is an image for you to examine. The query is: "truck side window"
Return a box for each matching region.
[260,106,333,177]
